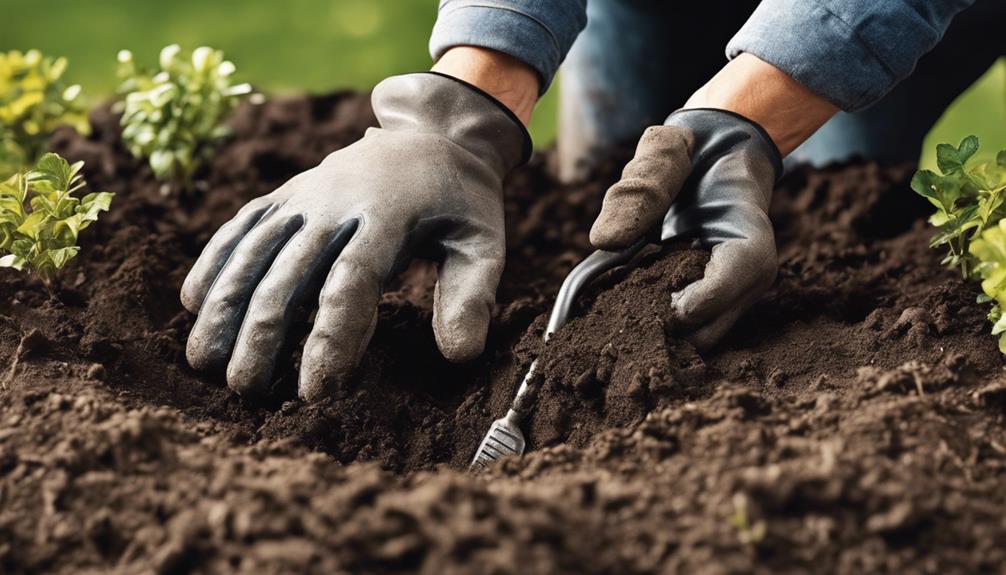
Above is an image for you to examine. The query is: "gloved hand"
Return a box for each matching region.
[590,108,782,349]
[181,72,530,401]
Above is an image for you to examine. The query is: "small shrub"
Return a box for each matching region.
[913,135,1006,351]
[0,153,113,289]
[116,44,253,192]
[0,50,89,178]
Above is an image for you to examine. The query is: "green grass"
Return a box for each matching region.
[0,0,556,146]
[922,60,1006,170]
[1,0,436,94]
[0,0,999,158]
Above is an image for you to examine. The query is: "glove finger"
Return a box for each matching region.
[226,220,358,397]
[298,228,401,402]
[590,125,694,250]
[433,231,505,362]
[186,212,305,371]
[671,238,776,328]
[181,202,275,313]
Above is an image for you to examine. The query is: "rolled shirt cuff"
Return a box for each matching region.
[726,0,974,111]
[429,1,587,94]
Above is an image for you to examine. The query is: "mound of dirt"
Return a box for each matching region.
[519,246,710,448]
[0,92,1004,573]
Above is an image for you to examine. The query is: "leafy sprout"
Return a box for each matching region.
[913,135,1006,352]
[0,153,113,289]
[729,493,766,546]
[970,221,1006,353]
[116,44,254,193]
[0,50,89,178]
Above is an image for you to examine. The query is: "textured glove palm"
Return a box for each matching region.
[181,73,529,401]
[590,109,783,349]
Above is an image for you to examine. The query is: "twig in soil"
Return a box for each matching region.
[3,329,47,389]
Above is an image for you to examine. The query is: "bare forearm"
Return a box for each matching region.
[431,49,836,155]
[685,53,838,156]
[432,46,540,126]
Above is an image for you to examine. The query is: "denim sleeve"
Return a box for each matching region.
[429,0,587,94]
[726,0,976,111]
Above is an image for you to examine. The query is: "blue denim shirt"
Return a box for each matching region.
[429,0,976,110]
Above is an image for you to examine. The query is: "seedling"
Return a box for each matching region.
[729,493,766,546]
[913,136,1006,351]
[0,50,89,178]
[116,45,253,193]
[0,153,113,289]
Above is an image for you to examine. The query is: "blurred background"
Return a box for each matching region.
[2,0,1003,169]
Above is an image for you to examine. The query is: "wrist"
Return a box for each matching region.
[683,53,838,156]
[432,46,539,126]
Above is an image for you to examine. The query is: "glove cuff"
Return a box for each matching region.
[371,72,532,177]
[665,108,784,183]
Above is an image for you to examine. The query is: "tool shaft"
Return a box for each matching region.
[471,239,648,471]
[507,239,647,418]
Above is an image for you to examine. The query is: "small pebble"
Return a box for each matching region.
[87,363,106,381]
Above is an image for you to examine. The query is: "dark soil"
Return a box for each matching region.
[1,92,1004,574]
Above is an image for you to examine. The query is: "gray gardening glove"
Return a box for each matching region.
[590,108,783,349]
[181,72,530,401]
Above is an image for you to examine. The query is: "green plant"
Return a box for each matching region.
[913,135,1006,351]
[0,50,89,178]
[729,493,766,546]
[116,44,253,192]
[0,153,113,289]
[970,221,1006,352]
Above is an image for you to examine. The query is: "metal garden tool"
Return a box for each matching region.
[469,239,646,471]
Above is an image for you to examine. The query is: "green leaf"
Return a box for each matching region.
[937,135,980,175]
[0,196,24,219]
[928,211,950,226]
[78,191,114,222]
[0,253,22,269]
[15,210,47,239]
[958,135,980,165]
[30,152,74,190]
[936,144,961,175]
[53,213,82,242]
[992,312,1006,336]
[10,237,34,258]
[979,188,1006,226]
[149,149,175,178]
[911,169,961,213]
[911,169,939,199]
[47,245,79,269]
[972,221,1006,306]
[29,192,56,216]
[0,173,27,203]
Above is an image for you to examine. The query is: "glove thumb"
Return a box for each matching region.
[590,125,694,249]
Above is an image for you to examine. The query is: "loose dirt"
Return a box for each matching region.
[0,93,1004,574]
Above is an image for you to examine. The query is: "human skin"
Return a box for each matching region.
[432,46,539,126]
[684,53,839,155]
[432,47,839,155]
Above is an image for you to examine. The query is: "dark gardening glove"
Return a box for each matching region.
[181,72,530,401]
[590,109,782,349]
